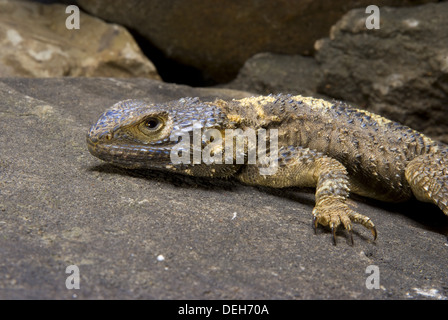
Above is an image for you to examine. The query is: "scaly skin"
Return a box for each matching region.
[86,94,448,244]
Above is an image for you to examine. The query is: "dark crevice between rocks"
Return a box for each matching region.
[128,28,218,87]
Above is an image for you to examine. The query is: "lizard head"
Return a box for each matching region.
[86,98,231,174]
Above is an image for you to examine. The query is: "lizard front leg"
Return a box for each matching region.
[237,146,377,245]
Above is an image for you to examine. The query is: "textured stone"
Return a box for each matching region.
[223,52,326,97]
[0,77,447,299]
[0,0,160,78]
[315,2,448,143]
[77,0,435,83]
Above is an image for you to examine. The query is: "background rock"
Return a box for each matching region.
[0,0,447,300]
[0,0,160,78]
[315,2,448,143]
[77,0,435,83]
[0,78,447,299]
[222,53,325,98]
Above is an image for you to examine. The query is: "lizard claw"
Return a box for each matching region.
[331,225,354,246]
[331,226,337,246]
[312,198,376,245]
[348,229,354,246]
[371,226,378,241]
[313,216,318,235]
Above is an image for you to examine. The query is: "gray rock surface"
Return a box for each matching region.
[77,0,435,83]
[222,53,325,98]
[0,0,160,79]
[0,78,447,299]
[315,2,448,143]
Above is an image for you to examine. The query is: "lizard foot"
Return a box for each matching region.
[312,198,377,245]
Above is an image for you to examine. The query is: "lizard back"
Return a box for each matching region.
[223,94,445,201]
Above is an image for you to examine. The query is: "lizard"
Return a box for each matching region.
[86,94,448,245]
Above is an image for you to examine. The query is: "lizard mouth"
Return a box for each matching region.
[86,135,173,168]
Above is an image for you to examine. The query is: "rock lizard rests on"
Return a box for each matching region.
[86,94,448,245]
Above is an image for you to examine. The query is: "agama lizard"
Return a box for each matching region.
[86,94,448,244]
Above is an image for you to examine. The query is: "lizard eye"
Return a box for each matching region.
[143,117,162,131]
[137,114,168,137]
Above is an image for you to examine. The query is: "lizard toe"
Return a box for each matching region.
[312,198,376,244]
